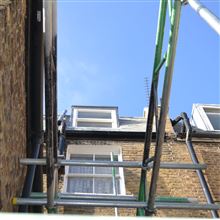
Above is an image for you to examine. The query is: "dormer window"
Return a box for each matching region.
[72,106,118,129]
[191,104,220,131]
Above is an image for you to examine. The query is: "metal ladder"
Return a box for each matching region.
[13,0,220,217]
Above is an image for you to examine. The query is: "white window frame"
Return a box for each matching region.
[191,104,220,131]
[72,108,118,129]
[63,145,126,195]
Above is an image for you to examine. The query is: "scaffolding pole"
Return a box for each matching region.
[188,0,220,35]
[44,0,56,213]
[19,158,207,170]
[181,112,219,218]
[146,0,182,216]
[137,0,167,216]
[13,198,220,210]
[52,0,59,204]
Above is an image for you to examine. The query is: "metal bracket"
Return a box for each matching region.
[145,207,157,216]
[142,157,155,170]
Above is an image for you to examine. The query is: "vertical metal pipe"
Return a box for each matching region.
[181,112,219,218]
[19,0,43,213]
[146,0,182,215]
[52,0,58,162]
[137,0,167,216]
[188,0,220,35]
[52,0,58,205]
[44,0,56,213]
[111,152,118,216]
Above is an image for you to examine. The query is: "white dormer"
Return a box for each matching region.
[191,104,220,131]
[72,106,119,129]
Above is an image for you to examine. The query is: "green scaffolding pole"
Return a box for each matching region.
[136,0,167,216]
[146,0,182,216]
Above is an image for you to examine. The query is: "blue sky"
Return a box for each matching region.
[57,0,220,119]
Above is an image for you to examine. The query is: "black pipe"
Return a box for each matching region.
[52,0,58,165]
[58,111,67,155]
[181,112,219,218]
[171,115,182,126]
[44,0,56,212]
[177,131,220,139]
[19,0,43,213]
[19,138,41,212]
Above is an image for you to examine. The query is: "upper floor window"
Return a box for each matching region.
[63,145,126,195]
[191,104,220,131]
[72,106,118,129]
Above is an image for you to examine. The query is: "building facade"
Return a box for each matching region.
[61,105,220,217]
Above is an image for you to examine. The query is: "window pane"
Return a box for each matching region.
[94,178,121,194]
[116,179,120,194]
[94,178,113,194]
[95,155,119,174]
[204,108,220,114]
[77,121,112,128]
[206,113,220,130]
[67,177,93,193]
[78,111,112,119]
[69,154,93,173]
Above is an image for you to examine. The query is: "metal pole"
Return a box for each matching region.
[137,0,168,216]
[44,0,56,213]
[52,0,58,209]
[181,112,219,218]
[146,0,182,216]
[13,198,220,210]
[111,152,118,216]
[19,0,44,213]
[58,110,67,155]
[20,158,207,170]
[29,192,197,203]
[19,141,41,212]
[187,0,220,35]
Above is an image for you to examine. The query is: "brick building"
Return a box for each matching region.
[61,105,220,217]
[0,0,219,217]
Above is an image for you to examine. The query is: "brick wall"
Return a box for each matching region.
[0,0,26,211]
[63,137,220,217]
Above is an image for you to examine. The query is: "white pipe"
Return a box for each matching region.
[188,0,220,35]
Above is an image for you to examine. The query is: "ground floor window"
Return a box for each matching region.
[64,145,126,195]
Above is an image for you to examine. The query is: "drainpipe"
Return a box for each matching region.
[181,112,219,218]
[19,0,44,213]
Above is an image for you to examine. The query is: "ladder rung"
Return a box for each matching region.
[13,198,220,210]
[19,158,207,170]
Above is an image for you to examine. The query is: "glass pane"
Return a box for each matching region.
[77,121,112,128]
[116,179,120,194]
[78,111,112,119]
[95,155,119,174]
[67,177,93,193]
[94,178,121,194]
[69,154,93,173]
[94,178,113,194]
[206,113,220,130]
[204,108,220,114]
